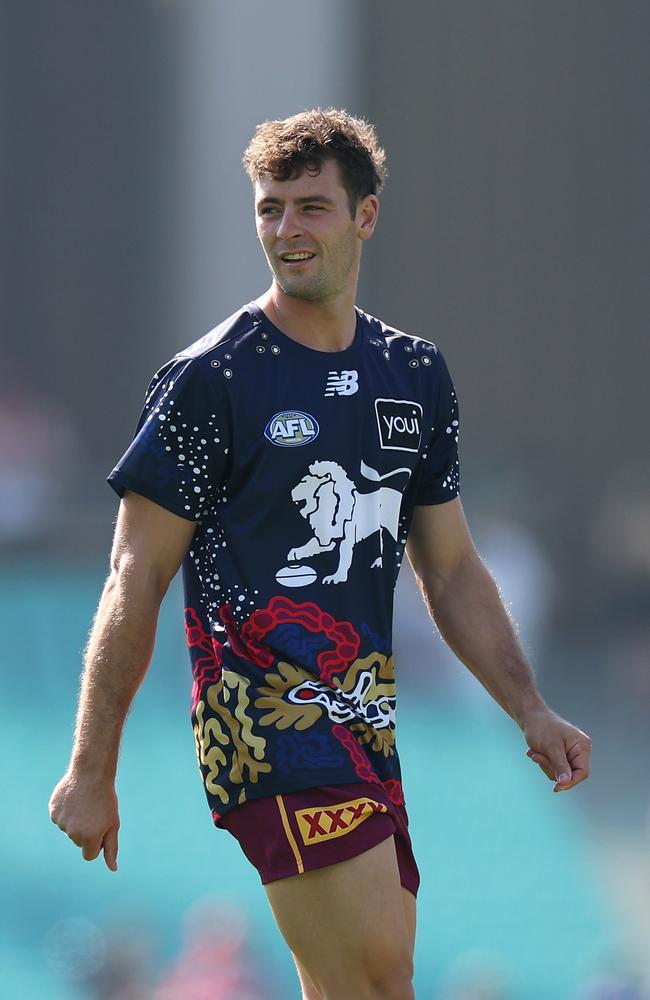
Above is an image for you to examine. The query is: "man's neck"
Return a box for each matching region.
[256,286,357,353]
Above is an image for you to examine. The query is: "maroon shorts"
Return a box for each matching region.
[219,782,420,898]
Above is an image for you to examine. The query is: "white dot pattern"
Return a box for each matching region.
[139,359,231,521]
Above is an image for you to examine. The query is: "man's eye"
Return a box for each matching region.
[259,206,279,216]
[303,205,323,212]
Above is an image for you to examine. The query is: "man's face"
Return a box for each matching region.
[254,158,374,303]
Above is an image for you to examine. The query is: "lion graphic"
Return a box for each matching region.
[288,460,411,584]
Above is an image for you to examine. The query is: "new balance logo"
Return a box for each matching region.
[324,370,359,396]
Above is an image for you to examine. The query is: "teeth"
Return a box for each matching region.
[283,252,313,260]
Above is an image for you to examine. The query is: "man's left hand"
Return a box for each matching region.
[521,707,592,792]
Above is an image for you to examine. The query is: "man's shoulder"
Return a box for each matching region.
[175,303,259,363]
[143,304,261,396]
[358,307,441,359]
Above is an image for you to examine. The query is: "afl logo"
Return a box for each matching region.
[265,410,319,448]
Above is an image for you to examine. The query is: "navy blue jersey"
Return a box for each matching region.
[108,303,460,824]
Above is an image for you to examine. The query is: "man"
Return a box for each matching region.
[50,109,592,1000]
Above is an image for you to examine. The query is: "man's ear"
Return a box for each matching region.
[357,194,379,241]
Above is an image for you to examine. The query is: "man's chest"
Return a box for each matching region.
[225,352,433,493]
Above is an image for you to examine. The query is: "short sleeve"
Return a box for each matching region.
[107,356,230,521]
[414,352,460,505]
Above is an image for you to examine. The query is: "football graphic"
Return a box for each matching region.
[275,563,318,587]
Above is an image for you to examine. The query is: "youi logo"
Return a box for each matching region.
[375,399,423,452]
[265,410,320,448]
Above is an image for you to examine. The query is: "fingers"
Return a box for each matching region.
[49,801,120,869]
[560,739,592,790]
[102,826,119,872]
[59,827,119,870]
[58,825,102,860]
[526,733,592,792]
[551,736,592,791]
[526,748,554,780]
[49,776,121,870]
[553,771,572,792]
[527,751,548,770]
[81,839,103,862]
[536,735,572,787]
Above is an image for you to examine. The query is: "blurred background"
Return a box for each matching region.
[1,1,649,997]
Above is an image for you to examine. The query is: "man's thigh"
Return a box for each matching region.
[291,885,416,1000]
[264,835,414,996]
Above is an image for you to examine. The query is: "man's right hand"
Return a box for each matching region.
[49,770,120,872]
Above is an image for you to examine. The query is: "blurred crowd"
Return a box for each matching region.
[42,898,650,999]
[0,365,80,550]
[44,899,278,1000]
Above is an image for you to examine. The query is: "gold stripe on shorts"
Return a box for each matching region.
[275,794,305,874]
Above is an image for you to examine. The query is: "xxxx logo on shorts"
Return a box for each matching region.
[295,797,388,846]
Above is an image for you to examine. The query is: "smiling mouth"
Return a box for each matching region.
[279,252,316,264]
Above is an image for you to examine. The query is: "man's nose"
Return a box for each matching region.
[276,207,303,240]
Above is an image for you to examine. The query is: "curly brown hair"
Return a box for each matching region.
[242,108,387,217]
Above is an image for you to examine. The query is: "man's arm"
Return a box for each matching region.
[49,490,196,869]
[406,497,592,792]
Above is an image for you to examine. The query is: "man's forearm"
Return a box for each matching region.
[70,568,163,778]
[418,551,547,726]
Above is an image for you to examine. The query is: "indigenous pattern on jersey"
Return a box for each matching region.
[108,303,460,825]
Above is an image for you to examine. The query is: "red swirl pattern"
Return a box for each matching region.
[220,595,360,683]
[185,607,223,709]
[332,724,382,786]
[332,725,404,804]
[382,778,405,806]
